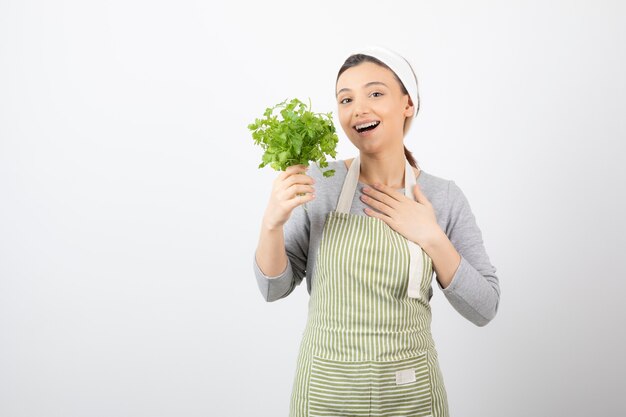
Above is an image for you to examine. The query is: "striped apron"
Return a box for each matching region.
[289,156,449,417]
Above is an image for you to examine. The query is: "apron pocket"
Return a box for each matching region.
[308,353,433,417]
[308,355,372,416]
[370,352,433,417]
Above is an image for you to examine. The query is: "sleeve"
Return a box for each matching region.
[437,180,501,326]
[253,201,310,302]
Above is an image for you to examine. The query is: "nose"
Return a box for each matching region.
[353,97,370,119]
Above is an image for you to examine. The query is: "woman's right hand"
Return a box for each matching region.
[262,164,316,230]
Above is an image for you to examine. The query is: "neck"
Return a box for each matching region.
[359,149,407,189]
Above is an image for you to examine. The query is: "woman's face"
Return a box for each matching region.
[336,61,414,155]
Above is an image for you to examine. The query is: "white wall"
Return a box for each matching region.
[1,1,625,416]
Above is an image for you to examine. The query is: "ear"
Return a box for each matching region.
[403,96,414,117]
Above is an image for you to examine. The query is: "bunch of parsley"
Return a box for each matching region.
[248,98,339,177]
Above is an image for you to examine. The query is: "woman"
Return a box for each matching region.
[253,46,501,417]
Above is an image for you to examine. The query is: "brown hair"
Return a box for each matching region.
[336,54,419,169]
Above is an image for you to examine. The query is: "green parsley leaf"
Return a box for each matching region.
[248,97,339,177]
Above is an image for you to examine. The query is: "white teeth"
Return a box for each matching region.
[355,121,380,131]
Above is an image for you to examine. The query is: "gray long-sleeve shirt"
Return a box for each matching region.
[253,159,501,326]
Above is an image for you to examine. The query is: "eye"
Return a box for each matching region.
[339,97,352,104]
[371,92,383,97]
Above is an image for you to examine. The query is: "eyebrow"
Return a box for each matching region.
[336,81,389,97]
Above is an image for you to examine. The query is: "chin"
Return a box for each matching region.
[352,142,383,155]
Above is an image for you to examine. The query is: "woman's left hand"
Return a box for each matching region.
[361,182,441,247]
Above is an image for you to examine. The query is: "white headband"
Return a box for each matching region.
[355,46,420,134]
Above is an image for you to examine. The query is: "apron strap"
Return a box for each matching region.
[404,159,423,299]
[336,156,425,300]
[336,156,361,214]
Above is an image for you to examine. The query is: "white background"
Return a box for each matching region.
[1,1,625,416]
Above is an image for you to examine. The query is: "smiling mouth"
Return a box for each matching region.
[354,121,380,133]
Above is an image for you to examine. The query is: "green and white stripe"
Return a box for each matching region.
[289,211,449,416]
[309,354,431,416]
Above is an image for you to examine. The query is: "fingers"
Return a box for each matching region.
[363,206,392,224]
[279,184,315,200]
[271,163,316,211]
[275,164,315,192]
[265,164,314,229]
[277,165,314,187]
[274,173,315,195]
[413,184,431,206]
[371,183,404,201]
[285,191,316,210]
[362,185,399,208]
[360,193,392,216]
[284,173,315,188]
[280,164,310,179]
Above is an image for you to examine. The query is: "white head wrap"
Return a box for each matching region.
[355,46,420,135]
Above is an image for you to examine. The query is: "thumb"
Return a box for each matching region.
[413,183,428,204]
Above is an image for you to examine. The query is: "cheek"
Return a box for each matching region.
[338,112,351,130]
